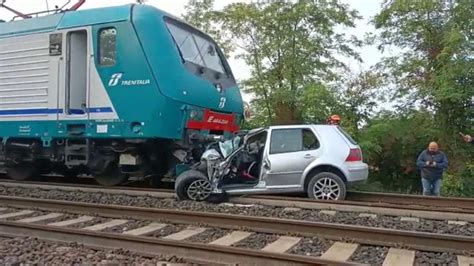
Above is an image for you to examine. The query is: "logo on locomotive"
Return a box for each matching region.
[108,73,123,86]
[108,73,151,87]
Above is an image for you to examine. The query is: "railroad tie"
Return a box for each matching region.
[122,223,167,236]
[162,227,206,241]
[400,217,420,222]
[16,213,63,223]
[319,210,337,216]
[261,236,301,253]
[358,213,377,219]
[448,220,468,226]
[210,231,252,246]
[382,248,415,266]
[321,242,359,261]
[0,210,34,219]
[82,219,128,231]
[457,255,474,266]
[48,216,94,227]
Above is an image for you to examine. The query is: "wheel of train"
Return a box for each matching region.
[94,163,129,186]
[6,162,39,181]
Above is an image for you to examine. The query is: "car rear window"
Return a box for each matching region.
[336,126,358,145]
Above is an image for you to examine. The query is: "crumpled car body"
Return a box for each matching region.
[175,125,368,201]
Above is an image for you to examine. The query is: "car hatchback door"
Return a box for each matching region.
[262,127,321,188]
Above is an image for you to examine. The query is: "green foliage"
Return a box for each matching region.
[373,0,473,132]
[214,0,362,124]
[442,162,474,197]
[182,0,474,197]
[182,0,233,56]
[367,0,474,195]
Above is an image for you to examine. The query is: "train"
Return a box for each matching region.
[0,3,244,186]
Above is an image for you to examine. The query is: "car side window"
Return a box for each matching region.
[246,132,267,154]
[270,129,302,154]
[302,129,320,150]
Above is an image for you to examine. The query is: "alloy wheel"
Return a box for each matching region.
[313,177,341,200]
[186,179,212,201]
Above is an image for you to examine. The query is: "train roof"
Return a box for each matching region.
[0,4,173,39]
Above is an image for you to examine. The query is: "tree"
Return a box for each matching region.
[373,0,473,136]
[334,70,387,136]
[182,0,233,56]
[215,0,362,125]
[372,0,473,185]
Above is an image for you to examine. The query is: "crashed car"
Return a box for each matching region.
[175,124,368,201]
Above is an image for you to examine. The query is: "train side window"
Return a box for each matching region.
[99,28,116,66]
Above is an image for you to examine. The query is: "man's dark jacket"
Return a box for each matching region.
[416,150,448,180]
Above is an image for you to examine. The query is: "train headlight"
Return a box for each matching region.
[215,83,222,93]
[189,110,203,120]
[190,110,198,119]
[131,122,142,133]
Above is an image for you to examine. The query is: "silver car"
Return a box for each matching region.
[175,125,368,201]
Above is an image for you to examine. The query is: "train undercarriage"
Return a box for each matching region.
[0,137,194,186]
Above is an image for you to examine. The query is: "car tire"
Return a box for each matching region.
[307,172,346,200]
[175,170,212,201]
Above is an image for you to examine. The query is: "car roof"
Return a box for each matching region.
[267,124,336,130]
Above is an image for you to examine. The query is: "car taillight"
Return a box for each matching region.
[346,148,362,162]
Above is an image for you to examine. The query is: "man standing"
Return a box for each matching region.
[416,142,448,196]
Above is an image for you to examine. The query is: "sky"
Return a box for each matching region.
[0,0,386,101]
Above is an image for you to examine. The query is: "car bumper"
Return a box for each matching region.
[345,162,369,183]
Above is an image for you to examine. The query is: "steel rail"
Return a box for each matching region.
[250,194,474,214]
[236,196,474,222]
[1,195,473,253]
[346,191,474,211]
[2,177,474,211]
[1,180,474,221]
[0,221,346,266]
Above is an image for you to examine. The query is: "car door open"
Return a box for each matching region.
[263,128,321,188]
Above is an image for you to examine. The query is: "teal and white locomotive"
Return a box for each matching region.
[0,3,244,185]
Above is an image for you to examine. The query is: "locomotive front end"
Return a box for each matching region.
[132,5,244,143]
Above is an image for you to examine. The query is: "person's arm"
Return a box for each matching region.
[416,151,427,168]
[436,153,448,169]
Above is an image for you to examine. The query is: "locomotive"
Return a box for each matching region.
[0,3,244,185]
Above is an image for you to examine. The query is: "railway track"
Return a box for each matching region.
[1,195,474,265]
[2,173,474,211]
[346,191,474,211]
[1,179,473,221]
[0,197,341,265]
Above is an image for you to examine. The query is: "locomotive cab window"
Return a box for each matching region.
[165,19,226,74]
[99,28,117,66]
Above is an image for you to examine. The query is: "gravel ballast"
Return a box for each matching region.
[289,237,333,257]
[150,224,189,238]
[232,233,279,249]
[415,251,458,265]
[186,227,230,243]
[349,245,389,265]
[0,186,471,237]
[0,237,188,265]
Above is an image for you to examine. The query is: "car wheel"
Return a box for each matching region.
[307,172,346,200]
[175,170,212,201]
